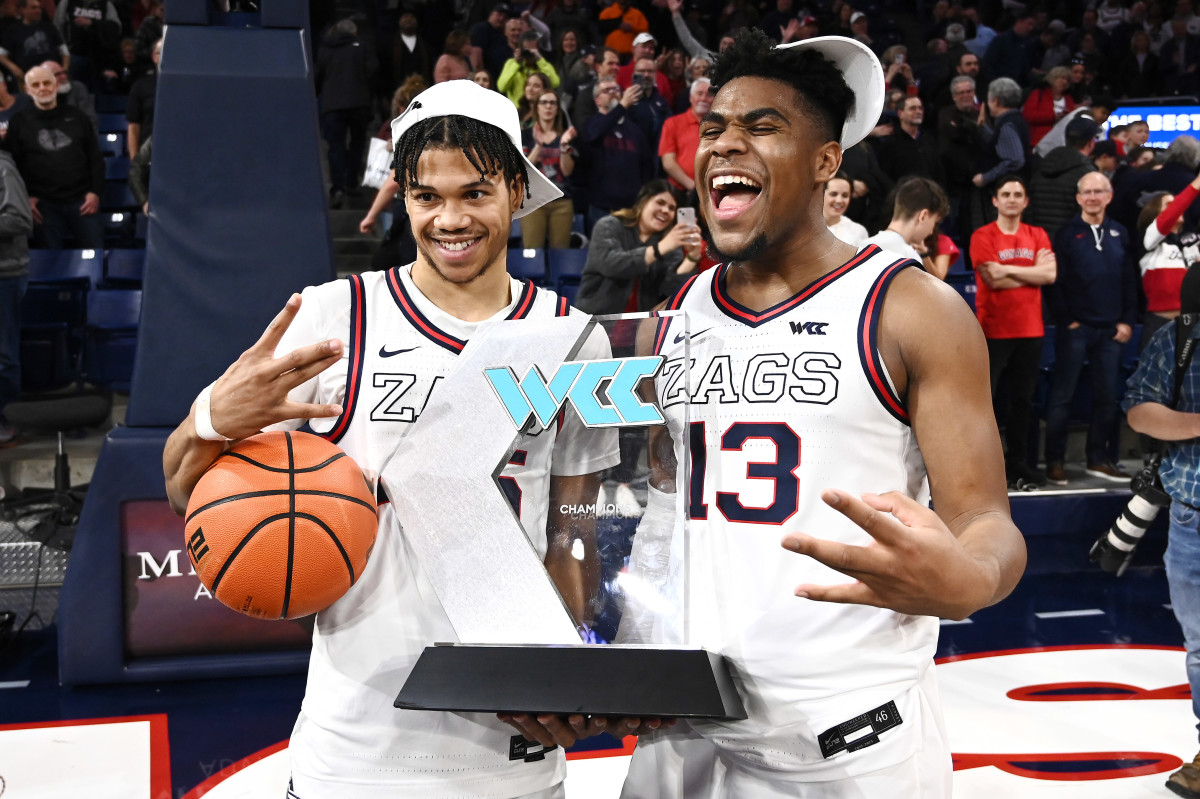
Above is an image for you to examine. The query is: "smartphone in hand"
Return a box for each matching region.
[677,207,696,228]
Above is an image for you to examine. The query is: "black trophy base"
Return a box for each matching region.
[395,644,747,720]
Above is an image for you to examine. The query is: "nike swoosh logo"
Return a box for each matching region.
[673,327,712,345]
[379,345,419,358]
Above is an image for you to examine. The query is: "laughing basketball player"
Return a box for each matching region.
[617,29,1026,798]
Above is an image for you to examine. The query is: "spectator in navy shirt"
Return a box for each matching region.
[1043,171,1138,485]
[581,77,654,231]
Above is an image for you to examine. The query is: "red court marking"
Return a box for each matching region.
[953,751,1183,781]
[936,643,1185,664]
[1007,681,1191,702]
[0,714,172,799]
[180,739,290,799]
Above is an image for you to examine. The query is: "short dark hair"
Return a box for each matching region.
[891,176,949,221]
[392,115,529,202]
[709,27,854,146]
[991,173,1027,196]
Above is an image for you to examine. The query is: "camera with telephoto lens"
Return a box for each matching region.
[1089,462,1170,576]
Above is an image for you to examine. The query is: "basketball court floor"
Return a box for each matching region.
[0,477,1194,798]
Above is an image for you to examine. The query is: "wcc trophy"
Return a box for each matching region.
[385,310,746,720]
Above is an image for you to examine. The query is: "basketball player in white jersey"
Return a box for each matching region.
[163,80,622,798]
[508,28,1028,798]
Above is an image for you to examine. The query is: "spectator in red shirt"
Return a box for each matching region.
[1022,65,1077,147]
[658,77,711,194]
[970,175,1057,488]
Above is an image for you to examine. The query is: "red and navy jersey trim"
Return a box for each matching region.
[386,267,467,353]
[555,293,571,316]
[652,271,704,355]
[858,258,917,425]
[386,269,540,353]
[321,274,366,444]
[505,279,537,320]
[711,245,879,328]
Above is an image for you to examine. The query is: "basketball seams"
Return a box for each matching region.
[184,489,376,526]
[221,450,350,474]
[209,511,295,595]
[283,432,297,619]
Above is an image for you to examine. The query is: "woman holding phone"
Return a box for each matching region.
[575,180,702,317]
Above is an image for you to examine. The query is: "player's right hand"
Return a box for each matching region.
[206,294,344,440]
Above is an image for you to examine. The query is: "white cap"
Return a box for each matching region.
[632,32,656,46]
[774,35,885,150]
[390,80,563,219]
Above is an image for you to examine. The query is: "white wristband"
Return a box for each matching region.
[194,385,233,441]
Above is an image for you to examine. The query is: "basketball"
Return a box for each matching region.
[184,430,378,620]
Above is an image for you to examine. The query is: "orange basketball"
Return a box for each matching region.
[184,430,378,620]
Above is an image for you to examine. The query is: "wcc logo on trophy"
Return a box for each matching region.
[387,313,745,720]
[485,356,665,430]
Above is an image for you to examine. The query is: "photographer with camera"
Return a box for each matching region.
[497,29,560,106]
[1122,266,1200,798]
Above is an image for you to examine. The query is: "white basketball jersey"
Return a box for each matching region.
[647,245,939,780]
[271,265,618,799]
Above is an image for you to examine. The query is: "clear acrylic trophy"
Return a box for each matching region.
[386,310,745,719]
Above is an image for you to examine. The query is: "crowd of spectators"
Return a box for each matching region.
[325,0,1200,490]
[0,0,160,445]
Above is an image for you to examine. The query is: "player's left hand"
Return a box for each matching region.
[781,489,998,620]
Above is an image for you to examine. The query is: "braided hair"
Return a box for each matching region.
[392,115,531,203]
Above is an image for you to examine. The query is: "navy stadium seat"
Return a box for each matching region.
[507,247,546,283]
[572,214,585,235]
[547,247,587,294]
[134,213,148,241]
[20,252,101,390]
[105,155,131,180]
[102,212,136,246]
[95,93,128,114]
[100,181,138,211]
[105,248,146,286]
[96,112,127,133]
[28,247,104,288]
[508,217,522,249]
[84,289,142,391]
[98,131,126,157]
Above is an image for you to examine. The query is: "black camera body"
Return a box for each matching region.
[1089,462,1170,576]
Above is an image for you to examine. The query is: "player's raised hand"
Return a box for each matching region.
[207,294,344,440]
[781,489,999,620]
